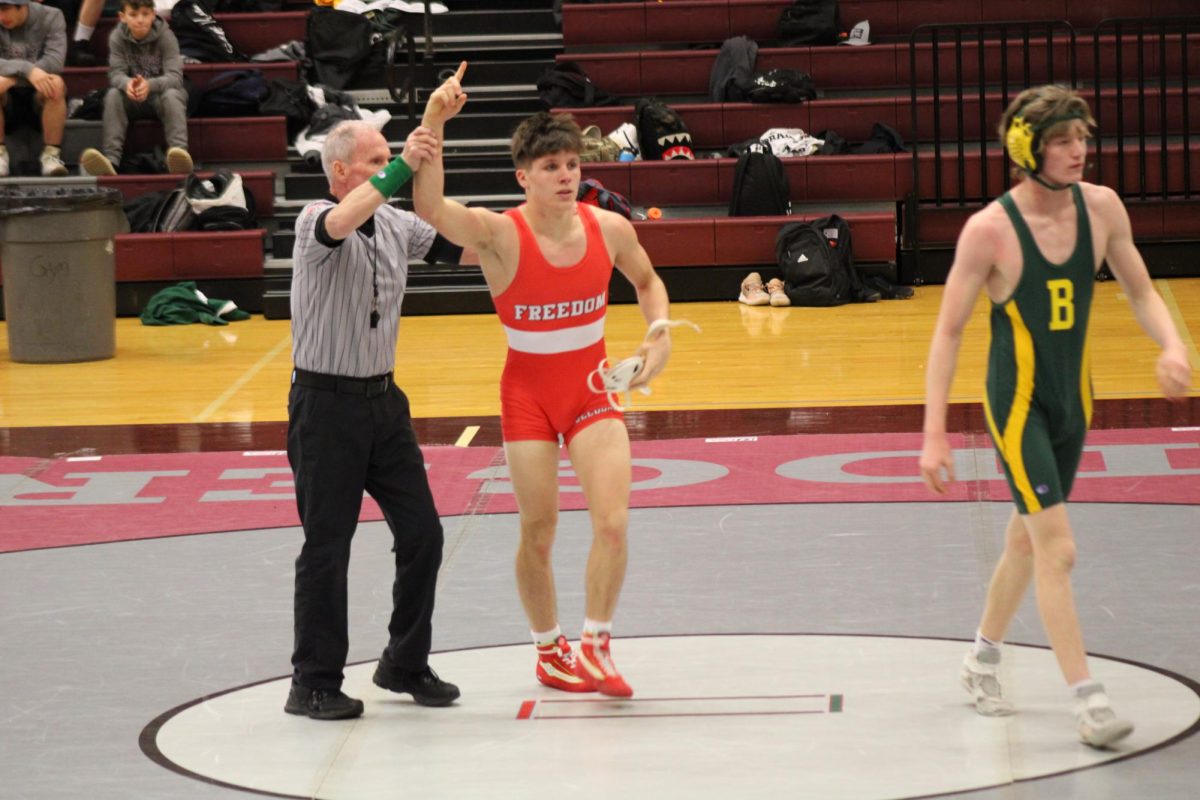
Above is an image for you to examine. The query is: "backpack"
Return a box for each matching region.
[577,178,632,219]
[813,128,848,154]
[259,77,317,139]
[536,61,620,109]
[847,122,907,154]
[728,142,790,216]
[307,6,374,89]
[194,69,269,117]
[123,188,196,233]
[775,214,877,306]
[118,146,169,175]
[170,0,248,63]
[186,171,259,229]
[745,69,817,103]
[778,0,841,46]
[709,36,758,102]
[634,97,694,161]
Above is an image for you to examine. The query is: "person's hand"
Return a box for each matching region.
[422,61,467,127]
[401,125,439,172]
[629,327,671,390]
[1157,346,1192,401]
[128,76,149,102]
[28,68,64,101]
[0,74,16,93]
[919,432,955,494]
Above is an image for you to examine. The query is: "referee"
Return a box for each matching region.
[285,121,463,720]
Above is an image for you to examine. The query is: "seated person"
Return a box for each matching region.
[0,0,69,176]
[80,0,189,175]
[41,0,105,66]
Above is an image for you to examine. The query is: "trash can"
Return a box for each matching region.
[0,187,128,363]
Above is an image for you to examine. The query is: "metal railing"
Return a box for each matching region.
[905,21,1077,267]
[1092,17,1199,200]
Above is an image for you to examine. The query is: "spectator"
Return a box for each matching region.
[0,0,68,176]
[79,0,190,176]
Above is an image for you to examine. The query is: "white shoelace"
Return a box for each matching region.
[587,319,700,411]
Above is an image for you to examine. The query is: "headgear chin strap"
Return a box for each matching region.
[1005,104,1089,191]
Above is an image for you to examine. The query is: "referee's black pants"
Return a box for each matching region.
[287,380,444,690]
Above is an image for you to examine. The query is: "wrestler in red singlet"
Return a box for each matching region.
[494,202,622,443]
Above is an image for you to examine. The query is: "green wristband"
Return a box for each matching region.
[368,156,414,198]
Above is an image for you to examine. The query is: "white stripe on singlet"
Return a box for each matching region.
[503,317,605,354]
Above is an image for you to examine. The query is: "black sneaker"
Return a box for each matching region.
[284,683,364,720]
[67,40,99,67]
[373,653,460,707]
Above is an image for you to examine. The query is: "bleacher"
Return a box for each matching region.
[556,0,1200,291]
[2,0,1197,319]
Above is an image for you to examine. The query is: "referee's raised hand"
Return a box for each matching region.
[422,61,468,127]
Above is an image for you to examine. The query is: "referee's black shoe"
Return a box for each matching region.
[284,683,364,720]
[373,653,460,707]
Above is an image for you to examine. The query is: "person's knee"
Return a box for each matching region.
[591,508,628,549]
[1035,535,1076,575]
[103,88,124,112]
[519,513,558,559]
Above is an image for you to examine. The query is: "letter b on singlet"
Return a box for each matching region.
[1047,279,1074,331]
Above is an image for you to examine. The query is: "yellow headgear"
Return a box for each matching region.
[1005,104,1088,175]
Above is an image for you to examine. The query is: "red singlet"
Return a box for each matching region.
[494,203,622,443]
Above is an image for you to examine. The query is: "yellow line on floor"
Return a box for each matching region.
[193,333,292,423]
[1156,279,1200,370]
[454,425,480,447]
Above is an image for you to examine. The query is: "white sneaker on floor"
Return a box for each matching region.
[1075,685,1134,748]
[41,151,68,177]
[960,650,1015,716]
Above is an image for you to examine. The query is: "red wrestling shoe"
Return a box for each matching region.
[573,631,633,697]
[537,635,594,692]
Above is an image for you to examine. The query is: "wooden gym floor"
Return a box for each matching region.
[1,279,1198,455]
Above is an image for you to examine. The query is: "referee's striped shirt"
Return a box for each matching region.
[291,199,436,377]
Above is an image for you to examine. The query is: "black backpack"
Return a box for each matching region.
[123,189,196,234]
[775,215,878,306]
[745,69,817,103]
[778,0,840,46]
[185,170,259,230]
[729,142,790,216]
[634,97,694,161]
[536,61,620,109]
[847,122,907,154]
[709,36,758,102]
[170,0,248,63]
[194,69,269,117]
[307,6,374,89]
[259,77,317,138]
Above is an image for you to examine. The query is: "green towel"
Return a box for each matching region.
[140,281,251,326]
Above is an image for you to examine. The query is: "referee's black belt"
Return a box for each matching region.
[292,368,394,398]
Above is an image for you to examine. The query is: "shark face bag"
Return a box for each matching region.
[634,97,695,161]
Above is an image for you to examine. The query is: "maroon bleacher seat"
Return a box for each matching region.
[561,0,1189,47]
[64,62,300,96]
[627,211,895,268]
[120,117,288,161]
[115,230,265,282]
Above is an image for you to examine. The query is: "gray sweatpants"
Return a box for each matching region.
[101,87,188,164]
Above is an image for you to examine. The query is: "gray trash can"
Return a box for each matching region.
[0,187,128,363]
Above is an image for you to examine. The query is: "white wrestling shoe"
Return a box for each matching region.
[587,318,700,411]
[1075,683,1134,749]
[961,650,1016,716]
